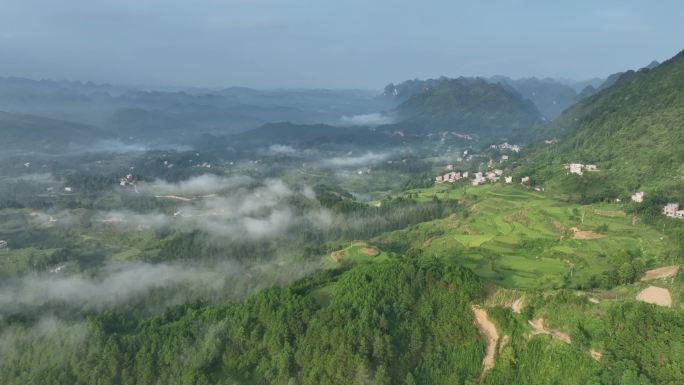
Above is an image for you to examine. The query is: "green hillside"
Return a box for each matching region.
[387,78,543,138]
[519,50,684,198]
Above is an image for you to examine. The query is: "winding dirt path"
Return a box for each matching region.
[471,305,499,383]
[528,319,571,344]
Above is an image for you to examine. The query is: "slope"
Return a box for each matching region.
[519,49,684,197]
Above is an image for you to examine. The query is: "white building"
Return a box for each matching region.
[505,176,513,184]
[631,192,644,203]
[566,163,584,175]
[663,203,680,217]
[521,176,530,184]
[0,240,7,249]
[64,187,73,192]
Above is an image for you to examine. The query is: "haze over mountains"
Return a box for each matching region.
[1,34,683,385]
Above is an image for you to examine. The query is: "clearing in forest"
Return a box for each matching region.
[471,305,499,379]
[640,265,679,281]
[636,286,672,307]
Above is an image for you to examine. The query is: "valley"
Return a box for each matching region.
[0,31,682,385]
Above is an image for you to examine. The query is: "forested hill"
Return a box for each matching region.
[518,49,684,198]
[0,111,106,155]
[384,77,544,138]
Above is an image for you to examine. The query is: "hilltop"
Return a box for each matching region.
[382,77,543,139]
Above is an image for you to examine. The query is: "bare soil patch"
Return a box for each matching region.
[508,298,524,313]
[640,265,679,281]
[471,306,499,380]
[590,349,602,361]
[503,209,530,225]
[636,286,672,307]
[570,227,604,240]
[528,318,571,344]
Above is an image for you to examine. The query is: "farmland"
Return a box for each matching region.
[375,184,673,289]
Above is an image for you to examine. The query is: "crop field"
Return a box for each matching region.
[377,184,673,289]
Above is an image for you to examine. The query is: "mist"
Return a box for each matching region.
[0,258,319,317]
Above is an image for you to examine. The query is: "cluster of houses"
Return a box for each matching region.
[435,168,530,187]
[663,203,684,219]
[490,142,522,153]
[563,163,599,176]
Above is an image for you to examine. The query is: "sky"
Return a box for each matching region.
[1,0,683,89]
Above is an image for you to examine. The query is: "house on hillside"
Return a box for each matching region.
[472,172,487,186]
[521,176,530,184]
[565,163,584,175]
[435,175,444,184]
[0,240,7,249]
[505,176,513,184]
[631,192,644,203]
[663,203,684,218]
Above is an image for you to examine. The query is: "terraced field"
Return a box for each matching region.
[377,184,672,289]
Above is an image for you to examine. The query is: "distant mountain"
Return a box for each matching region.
[382,77,448,102]
[0,77,392,141]
[519,51,683,198]
[383,75,588,120]
[0,111,106,156]
[489,76,580,119]
[383,77,543,139]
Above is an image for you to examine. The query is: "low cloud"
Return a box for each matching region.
[100,175,330,240]
[323,152,389,167]
[267,144,297,155]
[340,112,395,127]
[0,259,319,316]
[138,174,252,196]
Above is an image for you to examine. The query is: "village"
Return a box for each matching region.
[435,167,530,187]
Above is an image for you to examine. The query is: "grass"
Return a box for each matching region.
[377,183,673,289]
[322,241,390,269]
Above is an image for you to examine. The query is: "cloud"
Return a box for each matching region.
[267,144,297,155]
[139,174,253,196]
[323,152,389,167]
[0,258,319,316]
[340,112,395,127]
[100,175,330,240]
